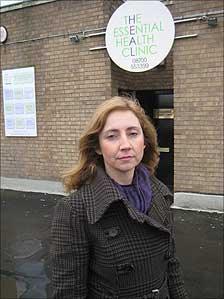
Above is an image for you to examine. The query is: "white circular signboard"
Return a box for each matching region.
[105,1,175,72]
[1,26,8,43]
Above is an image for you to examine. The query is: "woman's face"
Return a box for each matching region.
[98,110,145,184]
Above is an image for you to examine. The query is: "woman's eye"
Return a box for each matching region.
[129,132,138,137]
[106,135,117,139]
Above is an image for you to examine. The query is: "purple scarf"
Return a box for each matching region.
[112,164,152,214]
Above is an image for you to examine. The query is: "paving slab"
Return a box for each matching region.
[0,189,223,299]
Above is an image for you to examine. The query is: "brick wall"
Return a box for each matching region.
[172,0,224,194]
[1,0,223,195]
[111,50,173,95]
[0,0,117,181]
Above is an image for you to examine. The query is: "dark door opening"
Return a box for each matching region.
[119,89,174,191]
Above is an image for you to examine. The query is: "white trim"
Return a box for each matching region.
[0,176,66,196]
[1,177,223,213]
[174,192,223,213]
[171,206,223,214]
[175,34,198,40]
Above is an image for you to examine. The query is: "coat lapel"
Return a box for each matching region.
[145,175,173,233]
[148,176,172,221]
[82,167,173,233]
[82,167,123,224]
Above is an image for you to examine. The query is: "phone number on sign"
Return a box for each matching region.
[131,58,149,70]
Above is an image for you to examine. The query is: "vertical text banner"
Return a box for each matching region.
[105,1,175,72]
[2,67,37,137]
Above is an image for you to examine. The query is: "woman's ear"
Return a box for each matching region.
[96,148,102,155]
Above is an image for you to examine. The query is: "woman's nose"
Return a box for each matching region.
[119,135,131,149]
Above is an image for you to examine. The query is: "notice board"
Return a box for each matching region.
[2,66,37,137]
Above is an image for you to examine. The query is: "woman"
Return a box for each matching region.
[51,96,188,299]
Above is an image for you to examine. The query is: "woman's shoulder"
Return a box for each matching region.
[55,185,91,217]
[150,174,172,192]
[150,174,174,205]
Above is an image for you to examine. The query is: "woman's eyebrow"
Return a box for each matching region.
[103,129,119,134]
[103,126,141,134]
[126,126,141,131]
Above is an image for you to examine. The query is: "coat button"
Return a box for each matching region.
[117,263,134,274]
[104,227,119,238]
[164,251,172,260]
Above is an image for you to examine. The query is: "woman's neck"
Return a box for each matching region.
[106,168,135,185]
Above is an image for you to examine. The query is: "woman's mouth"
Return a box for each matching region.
[118,156,133,160]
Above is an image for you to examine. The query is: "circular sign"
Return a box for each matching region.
[1,26,8,43]
[105,1,175,72]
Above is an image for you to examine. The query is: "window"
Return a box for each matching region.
[0,0,56,11]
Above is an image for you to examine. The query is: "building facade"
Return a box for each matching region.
[1,0,223,210]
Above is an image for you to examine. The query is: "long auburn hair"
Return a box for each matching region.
[62,96,159,192]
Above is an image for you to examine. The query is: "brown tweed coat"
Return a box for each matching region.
[51,166,188,299]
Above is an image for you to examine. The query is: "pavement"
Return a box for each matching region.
[0,189,223,299]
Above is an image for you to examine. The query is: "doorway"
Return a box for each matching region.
[119,89,174,191]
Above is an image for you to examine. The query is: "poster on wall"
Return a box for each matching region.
[105,1,175,72]
[2,66,37,137]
